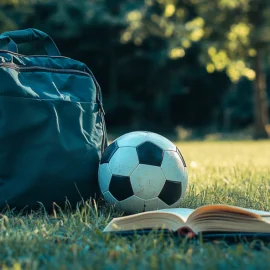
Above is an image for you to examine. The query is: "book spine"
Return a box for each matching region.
[176,226,197,238]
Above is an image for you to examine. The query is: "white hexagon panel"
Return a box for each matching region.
[98,163,112,194]
[147,132,176,151]
[144,197,169,212]
[109,147,139,176]
[130,164,166,200]
[161,151,186,182]
[103,191,121,209]
[117,131,149,147]
[120,195,145,214]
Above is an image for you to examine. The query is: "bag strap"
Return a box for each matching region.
[0,35,18,53]
[0,28,61,56]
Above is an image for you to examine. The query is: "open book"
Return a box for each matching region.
[103,204,270,237]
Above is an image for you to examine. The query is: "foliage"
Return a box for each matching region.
[121,0,270,138]
[0,0,269,133]
[0,0,35,31]
[191,0,270,83]
[0,141,270,269]
[124,0,270,83]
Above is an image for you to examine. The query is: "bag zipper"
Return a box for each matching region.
[0,49,80,59]
[0,62,107,152]
[0,50,106,113]
[0,62,91,78]
[0,62,105,113]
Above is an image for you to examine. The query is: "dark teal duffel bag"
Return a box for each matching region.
[0,28,108,211]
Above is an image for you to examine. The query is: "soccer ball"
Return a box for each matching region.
[98,131,188,214]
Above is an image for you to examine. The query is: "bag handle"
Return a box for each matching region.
[0,28,61,56]
[0,35,18,53]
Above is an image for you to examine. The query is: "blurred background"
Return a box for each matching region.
[1,0,270,140]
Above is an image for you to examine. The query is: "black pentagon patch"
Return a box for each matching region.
[176,147,186,167]
[158,181,182,206]
[100,141,118,164]
[136,141,163,167]
[109,175,134,201]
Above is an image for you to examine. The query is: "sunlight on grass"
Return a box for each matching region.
[176,141,270,211]
[0,141,270,269]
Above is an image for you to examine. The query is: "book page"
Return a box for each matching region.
[263,217,270,223]
[155,208,194,223]
[103,204,270,233]
[152,206,270,224]
[103,211,187,232]
[237,207,270,216]
[187,204,269,223]
[184,204,270,233]
[103,208,195,232]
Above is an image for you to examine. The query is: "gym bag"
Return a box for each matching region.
[0,28,108,211]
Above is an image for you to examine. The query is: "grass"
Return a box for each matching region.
[1,140,270,270]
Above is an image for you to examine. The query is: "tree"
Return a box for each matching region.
[191,0,270,138]
[118,0,195,128]
[0,0,34,33]
[125,0,270,138]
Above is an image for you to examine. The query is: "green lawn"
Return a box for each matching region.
[1,141,270,270]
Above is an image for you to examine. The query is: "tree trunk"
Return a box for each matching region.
[253,48,269,139]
